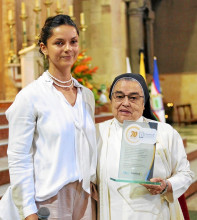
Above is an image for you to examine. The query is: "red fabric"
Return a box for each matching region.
[178,194,190,220]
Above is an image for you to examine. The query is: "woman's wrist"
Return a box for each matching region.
[160,180,172,194]
[160,180,168,194]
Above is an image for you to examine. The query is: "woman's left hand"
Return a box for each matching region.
[141,177,172,195]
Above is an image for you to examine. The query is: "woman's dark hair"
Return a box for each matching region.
[38,14,79,55]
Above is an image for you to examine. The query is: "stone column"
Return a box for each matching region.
[127,0,146,73]
[81,0,127,88]
[145,1,155,74]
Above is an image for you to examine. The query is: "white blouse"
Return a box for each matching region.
[6,72,97,218]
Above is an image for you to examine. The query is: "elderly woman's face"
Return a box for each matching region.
[111,80,145,123]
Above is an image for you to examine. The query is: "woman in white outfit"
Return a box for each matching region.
[0,14,97,220]
[96,73,194,220]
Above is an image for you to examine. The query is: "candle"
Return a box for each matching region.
[35,0,40,8]
[69,5,73,17]
[21,2,26,15]
[8,10,13,21]
[57,0,60,9]
[80,12,85,25]
[23,21,26,32]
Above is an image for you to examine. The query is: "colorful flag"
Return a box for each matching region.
[139,51,146,81]
[150,56,166,122]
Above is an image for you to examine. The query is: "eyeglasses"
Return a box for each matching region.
[112,92,144,103]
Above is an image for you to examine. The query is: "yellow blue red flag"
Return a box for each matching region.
[150,57,165,122]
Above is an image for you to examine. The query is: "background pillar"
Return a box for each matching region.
[127,0,146,73]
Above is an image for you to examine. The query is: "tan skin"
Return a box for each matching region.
[25,25,79,220]
[111,79,172,195]
[40,24,79,106]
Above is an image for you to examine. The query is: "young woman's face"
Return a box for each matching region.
[41,25,79,71]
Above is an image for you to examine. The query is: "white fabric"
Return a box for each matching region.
[96,117,194,220]
[0,186,20,220]
[0,72,97,219]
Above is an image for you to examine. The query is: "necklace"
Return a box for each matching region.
[52,79,73,88]
[47,70,72,83]
[47,71,73,88]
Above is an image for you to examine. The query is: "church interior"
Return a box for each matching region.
[0,0,197,219]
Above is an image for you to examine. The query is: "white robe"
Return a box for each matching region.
[96,117,194,220]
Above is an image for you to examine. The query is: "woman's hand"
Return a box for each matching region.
[25,214,38,220]
[142,177,172,195]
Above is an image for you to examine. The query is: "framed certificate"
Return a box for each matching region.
[111,120,160,185]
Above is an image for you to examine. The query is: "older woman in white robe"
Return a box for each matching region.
[96,73,194,220]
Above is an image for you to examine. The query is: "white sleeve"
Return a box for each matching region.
[165,128,194,202]
[6,91,38,218]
